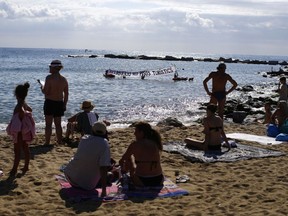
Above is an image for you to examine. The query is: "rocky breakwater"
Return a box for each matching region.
[197,85,279,124]
[67,53,288,66]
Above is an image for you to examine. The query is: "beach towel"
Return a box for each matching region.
[226,133,286,145]
[163,141,285,163]
[123,178,189,199]
[55,174,126,202]
[55,174,189,202]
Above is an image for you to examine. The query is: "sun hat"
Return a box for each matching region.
[80,101,95,110]
[92,121,107,136]
[49,60,63,67]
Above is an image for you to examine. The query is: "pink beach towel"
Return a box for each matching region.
[55,174,189,202]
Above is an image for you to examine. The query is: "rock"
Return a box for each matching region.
[157,117,184,127]
[232,111,247,123]
[241,85,254,92]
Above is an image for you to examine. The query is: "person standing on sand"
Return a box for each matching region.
[6,82,35,176]
[262,101,272,124]
[277,76,288,101]
[40,60,69,145]
[203,63,238,119]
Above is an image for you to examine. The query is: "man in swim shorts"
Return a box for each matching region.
[41,60,69,145]
[203,63,238,119]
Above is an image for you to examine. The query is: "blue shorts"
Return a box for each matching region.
[44,99,65,117]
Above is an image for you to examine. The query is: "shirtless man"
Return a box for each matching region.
[203,63,238,119]
[277,76,288,101]
[41,60,69,144]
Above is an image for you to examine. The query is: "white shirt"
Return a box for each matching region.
[64,135,111,190]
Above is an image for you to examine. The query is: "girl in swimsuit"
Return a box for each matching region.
[119,122,164,187]
[184,103,230,151]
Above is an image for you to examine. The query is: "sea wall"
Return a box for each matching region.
[68,53,288,66]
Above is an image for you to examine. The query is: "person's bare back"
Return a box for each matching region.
[43,73,68,101]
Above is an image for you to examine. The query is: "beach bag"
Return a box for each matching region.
[275,133,288,141]
[266,124,280,137]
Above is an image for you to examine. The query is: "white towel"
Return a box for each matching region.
[87,112,97,126]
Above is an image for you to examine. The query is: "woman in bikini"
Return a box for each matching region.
[184,103,230,151]
[119,122,164,187]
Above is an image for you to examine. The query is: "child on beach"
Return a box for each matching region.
[6,82,35,176]
[263,102,272,124]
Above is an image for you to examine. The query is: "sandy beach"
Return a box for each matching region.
[0,122,287,216]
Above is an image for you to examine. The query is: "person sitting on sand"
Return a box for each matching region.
[184,103,230,151]
[270,100,288,134]
[64,122,111,196]
[119,122,164,187]
[65,100,110,141]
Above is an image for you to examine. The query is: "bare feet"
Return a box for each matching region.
[9,169,17,177]
[21,167,29,174]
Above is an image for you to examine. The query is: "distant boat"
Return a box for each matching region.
[173,77,188,81]
[103,71,116,78]
[104,66,176,79]
[172,77,194,81]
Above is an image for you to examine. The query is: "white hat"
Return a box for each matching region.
[92,121,107,136]
[49,60,63,67]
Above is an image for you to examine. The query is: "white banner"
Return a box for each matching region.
[105,65,176,77]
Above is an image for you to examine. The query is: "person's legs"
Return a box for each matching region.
[184,138,205,150]
[218,98,226,119]
[10,133,22,176]
[21,142,30,173]
[65,122,72,139]
[54,116,63,144]
[45,115,53,145]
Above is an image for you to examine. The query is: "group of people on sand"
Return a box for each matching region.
[7,60,256,196]
[265,76,288,138]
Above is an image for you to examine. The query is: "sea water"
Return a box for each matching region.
[0,47,286,132]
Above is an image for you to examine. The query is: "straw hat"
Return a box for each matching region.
[80,101,95,110]
[92,121,107,136]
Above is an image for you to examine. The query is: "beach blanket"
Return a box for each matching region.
[55,174,189,202]
[226,133,285,145]
[124,178,189,199]
[163,141,285,163]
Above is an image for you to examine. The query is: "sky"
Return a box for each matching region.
[0,0,288,56]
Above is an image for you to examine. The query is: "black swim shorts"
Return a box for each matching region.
[212,91,226,102]
[44,99,65,117]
